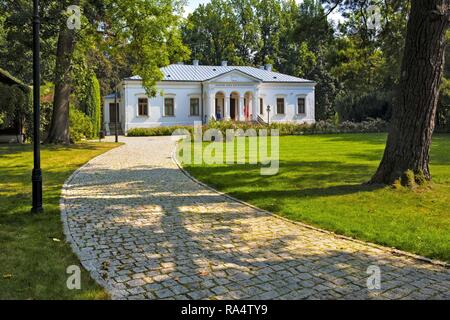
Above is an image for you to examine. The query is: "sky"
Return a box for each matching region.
[183,0,344,22]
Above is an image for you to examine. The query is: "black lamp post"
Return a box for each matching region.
[31,0,43,213]
[266,105,271,125]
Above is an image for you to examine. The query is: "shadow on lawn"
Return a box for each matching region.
[186,159,381,199]
[62,165,450,300]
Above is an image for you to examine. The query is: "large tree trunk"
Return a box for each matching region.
[370,0,449,185]
[45,27,76,144]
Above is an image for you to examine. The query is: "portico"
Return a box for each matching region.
[203,70,262,122]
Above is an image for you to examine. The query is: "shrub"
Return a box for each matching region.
[69,106,95,143]
[335,91,393,122]
[126,119,389,137]
[127,126,195,137]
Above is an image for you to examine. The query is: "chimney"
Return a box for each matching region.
[176,61,184,65]
[193,60,199,66]
[221,61,228,67]
[259,66,265,70]
[265,64,273,72]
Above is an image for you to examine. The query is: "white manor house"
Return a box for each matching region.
[103,61,316,135]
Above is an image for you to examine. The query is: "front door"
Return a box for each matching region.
[230,98,236,120]
[109,103,118,123]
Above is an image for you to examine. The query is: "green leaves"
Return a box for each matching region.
[103,0,189,96]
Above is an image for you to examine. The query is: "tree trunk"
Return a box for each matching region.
[45,27,76,144]
[370,0,449,185]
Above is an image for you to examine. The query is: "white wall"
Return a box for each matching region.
[103,79,316,134]
[258,83,315,124]
[123,81,203,132]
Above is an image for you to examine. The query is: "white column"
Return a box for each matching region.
[208,93,215,122]
[224,95,230,120]
[252,90,259,121]
[239,96,245,121]
[104,101,110,135]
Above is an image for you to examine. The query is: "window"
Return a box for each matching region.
[276,98,285,114]
[138,98,148,116]
[190,98,200,116]
[259,98,264,115]
[297,97,306,114]
[164,97,175,116]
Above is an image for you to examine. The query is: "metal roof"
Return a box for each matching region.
[124,64,313,83]
[104,93,119,99]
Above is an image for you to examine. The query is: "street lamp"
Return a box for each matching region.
[266,105,271,125]
[31,0,43,213]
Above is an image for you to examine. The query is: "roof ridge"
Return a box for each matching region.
[125,64,314,83]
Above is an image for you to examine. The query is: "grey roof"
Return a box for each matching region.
[124,64,313,83]
[104,93,119,99]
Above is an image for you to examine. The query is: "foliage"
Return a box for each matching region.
[0,82,30,130]
[335,91,393,122]
[79,74,101,136]
[181,0,407,123]
[181,0,242,65]
[69,106,95,143]
[0,0,58,84]
[127,118,388,137]
[182,133,450,262]
[105,0,190,96]
[37,82,56,140]
[437,30,450,132]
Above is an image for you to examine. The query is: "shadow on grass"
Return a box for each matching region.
[185,159,380,198]
[61,165,450,299]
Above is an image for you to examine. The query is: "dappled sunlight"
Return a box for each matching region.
[60,136,450,300]
[185,134,450,262]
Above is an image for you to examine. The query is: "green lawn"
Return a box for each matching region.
[0,142,119,299]
[181,133,450,262]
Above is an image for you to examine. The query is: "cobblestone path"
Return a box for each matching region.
[61,136,450,300]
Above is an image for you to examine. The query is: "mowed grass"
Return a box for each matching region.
[181,133,450,262]
[0,142,119,299]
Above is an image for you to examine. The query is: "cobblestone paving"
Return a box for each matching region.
[61,136,450,300]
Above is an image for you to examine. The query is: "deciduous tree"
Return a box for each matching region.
[370,0,449,185]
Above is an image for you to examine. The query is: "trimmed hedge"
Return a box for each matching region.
[81,74,101,136]
[127,119,389,137]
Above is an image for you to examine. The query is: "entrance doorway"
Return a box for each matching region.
[230,98,236,120]
[109,103,118,123]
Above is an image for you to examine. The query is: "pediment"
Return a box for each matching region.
[206,70,261,83]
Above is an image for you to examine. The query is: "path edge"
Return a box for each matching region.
[171,142,449,269]
[60,143,126,300]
